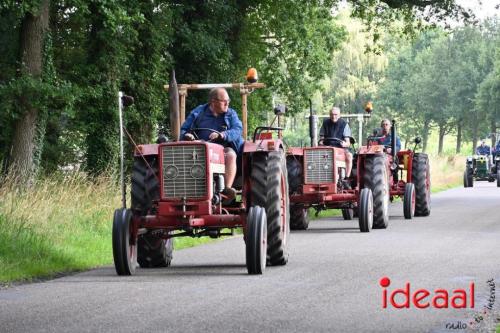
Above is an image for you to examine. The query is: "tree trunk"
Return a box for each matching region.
[438,123,445,155]
[456,122,462,154]
[472,112,478,155]
[422,118,430,153]
[8,0,50,185]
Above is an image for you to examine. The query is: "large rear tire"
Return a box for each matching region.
[342,208,354,220]
[137,234,173,268]
[497,169,500,188]
[403,183,415,220]
[112,208,137,275]
[358,188,373,233]
[131,157,172,268]
[412,153,431,216]
[251,151,290,266]
[290,204,309,230]
[363,155,389,229]
[286,155,302,195]
[246,206,267,275]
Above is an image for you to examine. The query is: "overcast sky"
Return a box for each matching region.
[456,0,499,19]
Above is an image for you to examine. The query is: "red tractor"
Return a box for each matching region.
[112,72,289,275]
[366,120,431,219]
[286,102,390,232]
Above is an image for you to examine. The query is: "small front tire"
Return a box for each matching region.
[403,183,416,220]
[246,206,267,275]
[112,209,137,276]
[358,188,373,233]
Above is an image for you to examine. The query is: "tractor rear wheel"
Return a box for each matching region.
[290,204,309,230]
[112,208,137,275]
[497,169,500,188]
[137,234,173,268]
[286,155,302,195]
[363,155,389,229]
[358,188,373,232]
[342,208,354,220]
[131,157,172,268]
[251,151,289,266]
[412,153,431,216]
[403,183,415,219]
[246,206,267,274]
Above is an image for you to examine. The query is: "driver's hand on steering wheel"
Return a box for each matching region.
[184,133,195,141]
[209,132,224,141]
[386,147,392,154]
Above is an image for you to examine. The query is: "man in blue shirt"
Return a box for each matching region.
[319,106,353,177]
[181,88,244,200]
[377,119,401,154]
[476,140,491,155]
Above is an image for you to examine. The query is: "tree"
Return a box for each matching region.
[6,0,50,184]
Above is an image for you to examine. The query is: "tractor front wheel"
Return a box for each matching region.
[403,183,415,219]
[358,188,373,233]
[112,208,137,275]
[246,206,267,274]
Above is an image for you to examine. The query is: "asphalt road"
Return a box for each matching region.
[1,182,500,333]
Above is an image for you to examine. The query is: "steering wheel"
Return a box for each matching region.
[319,137,344,148]
[188,128,224,143]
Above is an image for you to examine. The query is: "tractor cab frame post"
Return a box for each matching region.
[164,82,266,140]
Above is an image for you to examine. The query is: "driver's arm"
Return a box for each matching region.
[342,123,352,148]
[180,107,202,139]
[222,110,243,142]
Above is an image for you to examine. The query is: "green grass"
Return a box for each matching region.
[0,173,226,285]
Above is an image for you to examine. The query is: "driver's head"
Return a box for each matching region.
[209,88,230,115]
[381,119,391,135]
[481,139,486,146]
[329,106,341,123]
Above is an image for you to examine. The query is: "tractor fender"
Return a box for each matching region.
[134,144,159,157]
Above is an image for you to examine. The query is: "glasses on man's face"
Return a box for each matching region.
[331,113,340,117]
[382,123,390,127]
[214,98,230,104]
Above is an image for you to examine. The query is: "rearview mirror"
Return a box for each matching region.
[274,104,287,116]
[121,95,135,107]
[414,137,422,145]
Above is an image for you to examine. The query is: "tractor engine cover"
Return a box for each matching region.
[159,141,225,201]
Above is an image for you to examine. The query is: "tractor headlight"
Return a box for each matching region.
[190,165,205,179]
[323,163,330,170]
[307,163,315,171]
[165,165,178,179]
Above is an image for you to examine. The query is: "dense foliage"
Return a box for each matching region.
[0,0,492,181]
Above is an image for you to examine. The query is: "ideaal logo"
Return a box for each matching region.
[379,277,475,309]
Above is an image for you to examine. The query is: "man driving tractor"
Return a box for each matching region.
[319,106,353,178]
[180,87,244,202]
[376,119,401,154]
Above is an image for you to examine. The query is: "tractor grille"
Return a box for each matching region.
[304,149,334,183]
[161,145,207,199]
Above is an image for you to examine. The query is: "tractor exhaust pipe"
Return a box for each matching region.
[118,92,134,209]
[309,99,318,147]
[391,119,397,160]
[169,70,180,141]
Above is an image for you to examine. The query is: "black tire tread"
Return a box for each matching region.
[363,155,389,228]
[251,152,289,266]
[412,153,431,216]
